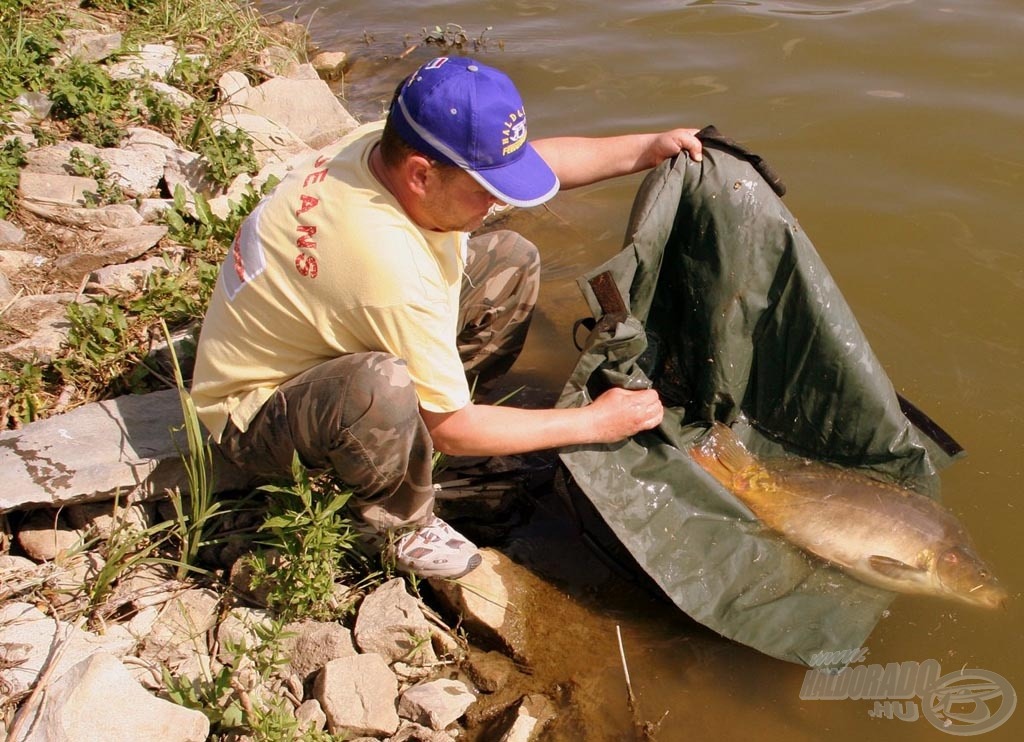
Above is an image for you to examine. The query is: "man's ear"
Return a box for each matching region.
[405,154,434,197]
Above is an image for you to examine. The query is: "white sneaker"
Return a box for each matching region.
[392,515,481,579]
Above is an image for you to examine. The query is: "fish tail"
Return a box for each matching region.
[689,422,758,486]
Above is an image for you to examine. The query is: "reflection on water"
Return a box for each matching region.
[260,0,1022,738]
[688,0,918,17]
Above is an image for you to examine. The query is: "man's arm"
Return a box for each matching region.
[532,128,703,190]
[421,386,664,457]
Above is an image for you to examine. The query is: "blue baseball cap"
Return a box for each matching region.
[389,56,559,208]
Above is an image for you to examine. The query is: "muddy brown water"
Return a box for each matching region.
[260,1,1022,739]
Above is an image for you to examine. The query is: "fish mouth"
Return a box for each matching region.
[967,583,1009,610]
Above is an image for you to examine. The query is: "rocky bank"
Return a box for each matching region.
[0,5,596,741]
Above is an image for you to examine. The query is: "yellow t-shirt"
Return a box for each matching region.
[190,121,471,441]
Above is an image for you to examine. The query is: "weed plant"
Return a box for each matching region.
[245,455,372,622]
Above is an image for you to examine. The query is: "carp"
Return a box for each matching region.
[689,422,1006,609]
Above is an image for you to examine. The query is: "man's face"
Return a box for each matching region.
[420,164,503,233]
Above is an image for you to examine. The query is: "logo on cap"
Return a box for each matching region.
[502,110,527,158]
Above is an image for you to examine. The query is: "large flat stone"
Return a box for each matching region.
[0,389,245,513]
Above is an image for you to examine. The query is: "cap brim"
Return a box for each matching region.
[466,144,560,208]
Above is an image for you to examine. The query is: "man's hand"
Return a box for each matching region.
[642,128,703,168]
[585,387,665,443]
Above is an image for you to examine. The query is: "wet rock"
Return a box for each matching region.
[389,722,458,741]
[464,648,519,693]
[353,577,438,666]
[310,51,347,81]
[10,651,210,742]
[281,619,358,683]
[314,653,400,738]
[429,549,521,661]
[398,678,476,731]
[492,693,557,742]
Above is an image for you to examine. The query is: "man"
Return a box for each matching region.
[190,55,703,579]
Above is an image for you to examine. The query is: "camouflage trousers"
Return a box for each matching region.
[216,230,540,529]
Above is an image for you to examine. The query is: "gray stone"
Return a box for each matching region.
[296,699,327,733]
[354,577,438,666]
[53,224,167,279]
[0,602,120,706]
[11,651,209,742]
[22,140,167,196]
[217,67,358,149]
[310,51,347,81]
[15,509,84,561]
[140,587,219,669]
[0,220,26,246]
[217,70,251,102]
[0,388,244,512]
[18,171,97,208]
[0,249,38,270]
[20,201,144,230]
[254,45,303,79]
[0,292,78,363]
[137,198,174,223]
[145,80,196,109]
[106,43,178,81]
[214,111,313,169]
[282,619,358,682]
[164,148,213,197]
[86,255,176,293]
[64,498,158,540]
[124,127,179,153]
[215,607,273,665]
[314,653,400,738]
[398,678,476,731]
[9,93,52,125]
[57,29,123,64]
[0,270,12,303]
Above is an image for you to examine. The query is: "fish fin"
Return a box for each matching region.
[689,422,757,485]
[868,555,927,578]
